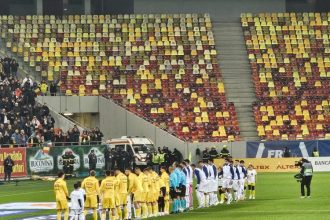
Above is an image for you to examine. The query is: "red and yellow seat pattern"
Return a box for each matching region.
[1,14,239,142]
[242,12,330,140]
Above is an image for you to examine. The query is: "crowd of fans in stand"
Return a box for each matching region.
[0,57,104,148]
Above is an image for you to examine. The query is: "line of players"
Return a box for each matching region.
[54,158,257,220]
[192,157,257,209]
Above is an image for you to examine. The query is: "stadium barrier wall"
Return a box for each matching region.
[247,140,330,158]
[0,148,27,178]
[26,145,107,176]
[214,158,299,173]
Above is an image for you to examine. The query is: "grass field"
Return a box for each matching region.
[0,173,330,220]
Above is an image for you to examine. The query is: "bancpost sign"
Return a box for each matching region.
[214,158,299,173]
[308,157,330,172]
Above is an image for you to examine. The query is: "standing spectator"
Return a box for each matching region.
[22,75,33,88]
[88,150,97,171]
[4,155,14,182]
[31,116,41,129]
[10,59,19,77]
[3,60,10,76]
[19,129,28,146]
[72,126,80,145]
[80,130,90,145]
[11,129,20,146]
[94,127,103,144]
[54,130,65,146]
[50,82,57,96]
[39,80,48,96]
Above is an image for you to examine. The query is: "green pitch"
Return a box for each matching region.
[0,173,330,220]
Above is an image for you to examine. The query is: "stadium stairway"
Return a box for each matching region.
[213,21,258,141]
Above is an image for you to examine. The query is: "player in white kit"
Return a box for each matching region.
[207,159,219,206]
[184,159,194,210]
[201,161,211,207]
[232,160,241,202]
[191,162,208,208]
[220,158,234,204]
[69,183,85,220]
[237,160,247,200]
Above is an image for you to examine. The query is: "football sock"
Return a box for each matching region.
[93,208,98,220]
[57,211,62,220]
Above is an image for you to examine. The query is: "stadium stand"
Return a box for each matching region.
[242,12,330,140]
[0,14,240,142]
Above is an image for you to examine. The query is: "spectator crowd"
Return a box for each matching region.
[0,57,104,148]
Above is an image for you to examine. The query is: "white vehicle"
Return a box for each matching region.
[106,136,155,166]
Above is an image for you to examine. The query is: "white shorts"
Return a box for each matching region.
[197,180,208,193]
[232,180,239,191]
[222,179,233,189]
[211,179,218,192]
[239,179,245,188]
[70,209,84,219]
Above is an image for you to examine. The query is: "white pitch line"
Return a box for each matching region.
[0,190,52,198]
[194,210,330,213]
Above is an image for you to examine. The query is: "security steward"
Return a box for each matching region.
[312,148,319,157]
[220,145,230,158]
[159,150,165,167]
[152,151,160,174]
[300,158,313,198]
[62,151,71,178]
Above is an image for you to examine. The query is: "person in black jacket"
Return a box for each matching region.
[88,150,97,171]
[209,147,219,160]
[202,147,210,163]
[49,82,57,96]
[4,155,14,182]
[104,147,115,171]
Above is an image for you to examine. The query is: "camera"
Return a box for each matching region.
[294,160,303,167]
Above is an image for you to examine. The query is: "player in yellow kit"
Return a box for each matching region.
[115,168,128,220]
[160,166,170,215]
[100,170,117,220]
[54,171,69,220]
[135,167,149,218]
[125,168,143,219]
[149,167,160,217]
[82,170,100,220]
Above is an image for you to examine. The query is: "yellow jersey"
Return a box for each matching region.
[152,171,160,192]
[82,176,100,197]
[128,173,142,194]
[116,172,128,194]
[160,171,170,192]
[138,172,150,192]
[54,178,69,201]
[100,176,117,199]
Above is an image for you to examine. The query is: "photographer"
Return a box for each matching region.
[300,158,313,198]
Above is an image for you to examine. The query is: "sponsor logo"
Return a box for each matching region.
[29,150,54,173]
[57,148,80,171]
[83,147,105,169]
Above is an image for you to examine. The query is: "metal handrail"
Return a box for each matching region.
[0,141,105,148]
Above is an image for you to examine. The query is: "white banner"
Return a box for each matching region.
[308,157,330,172]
